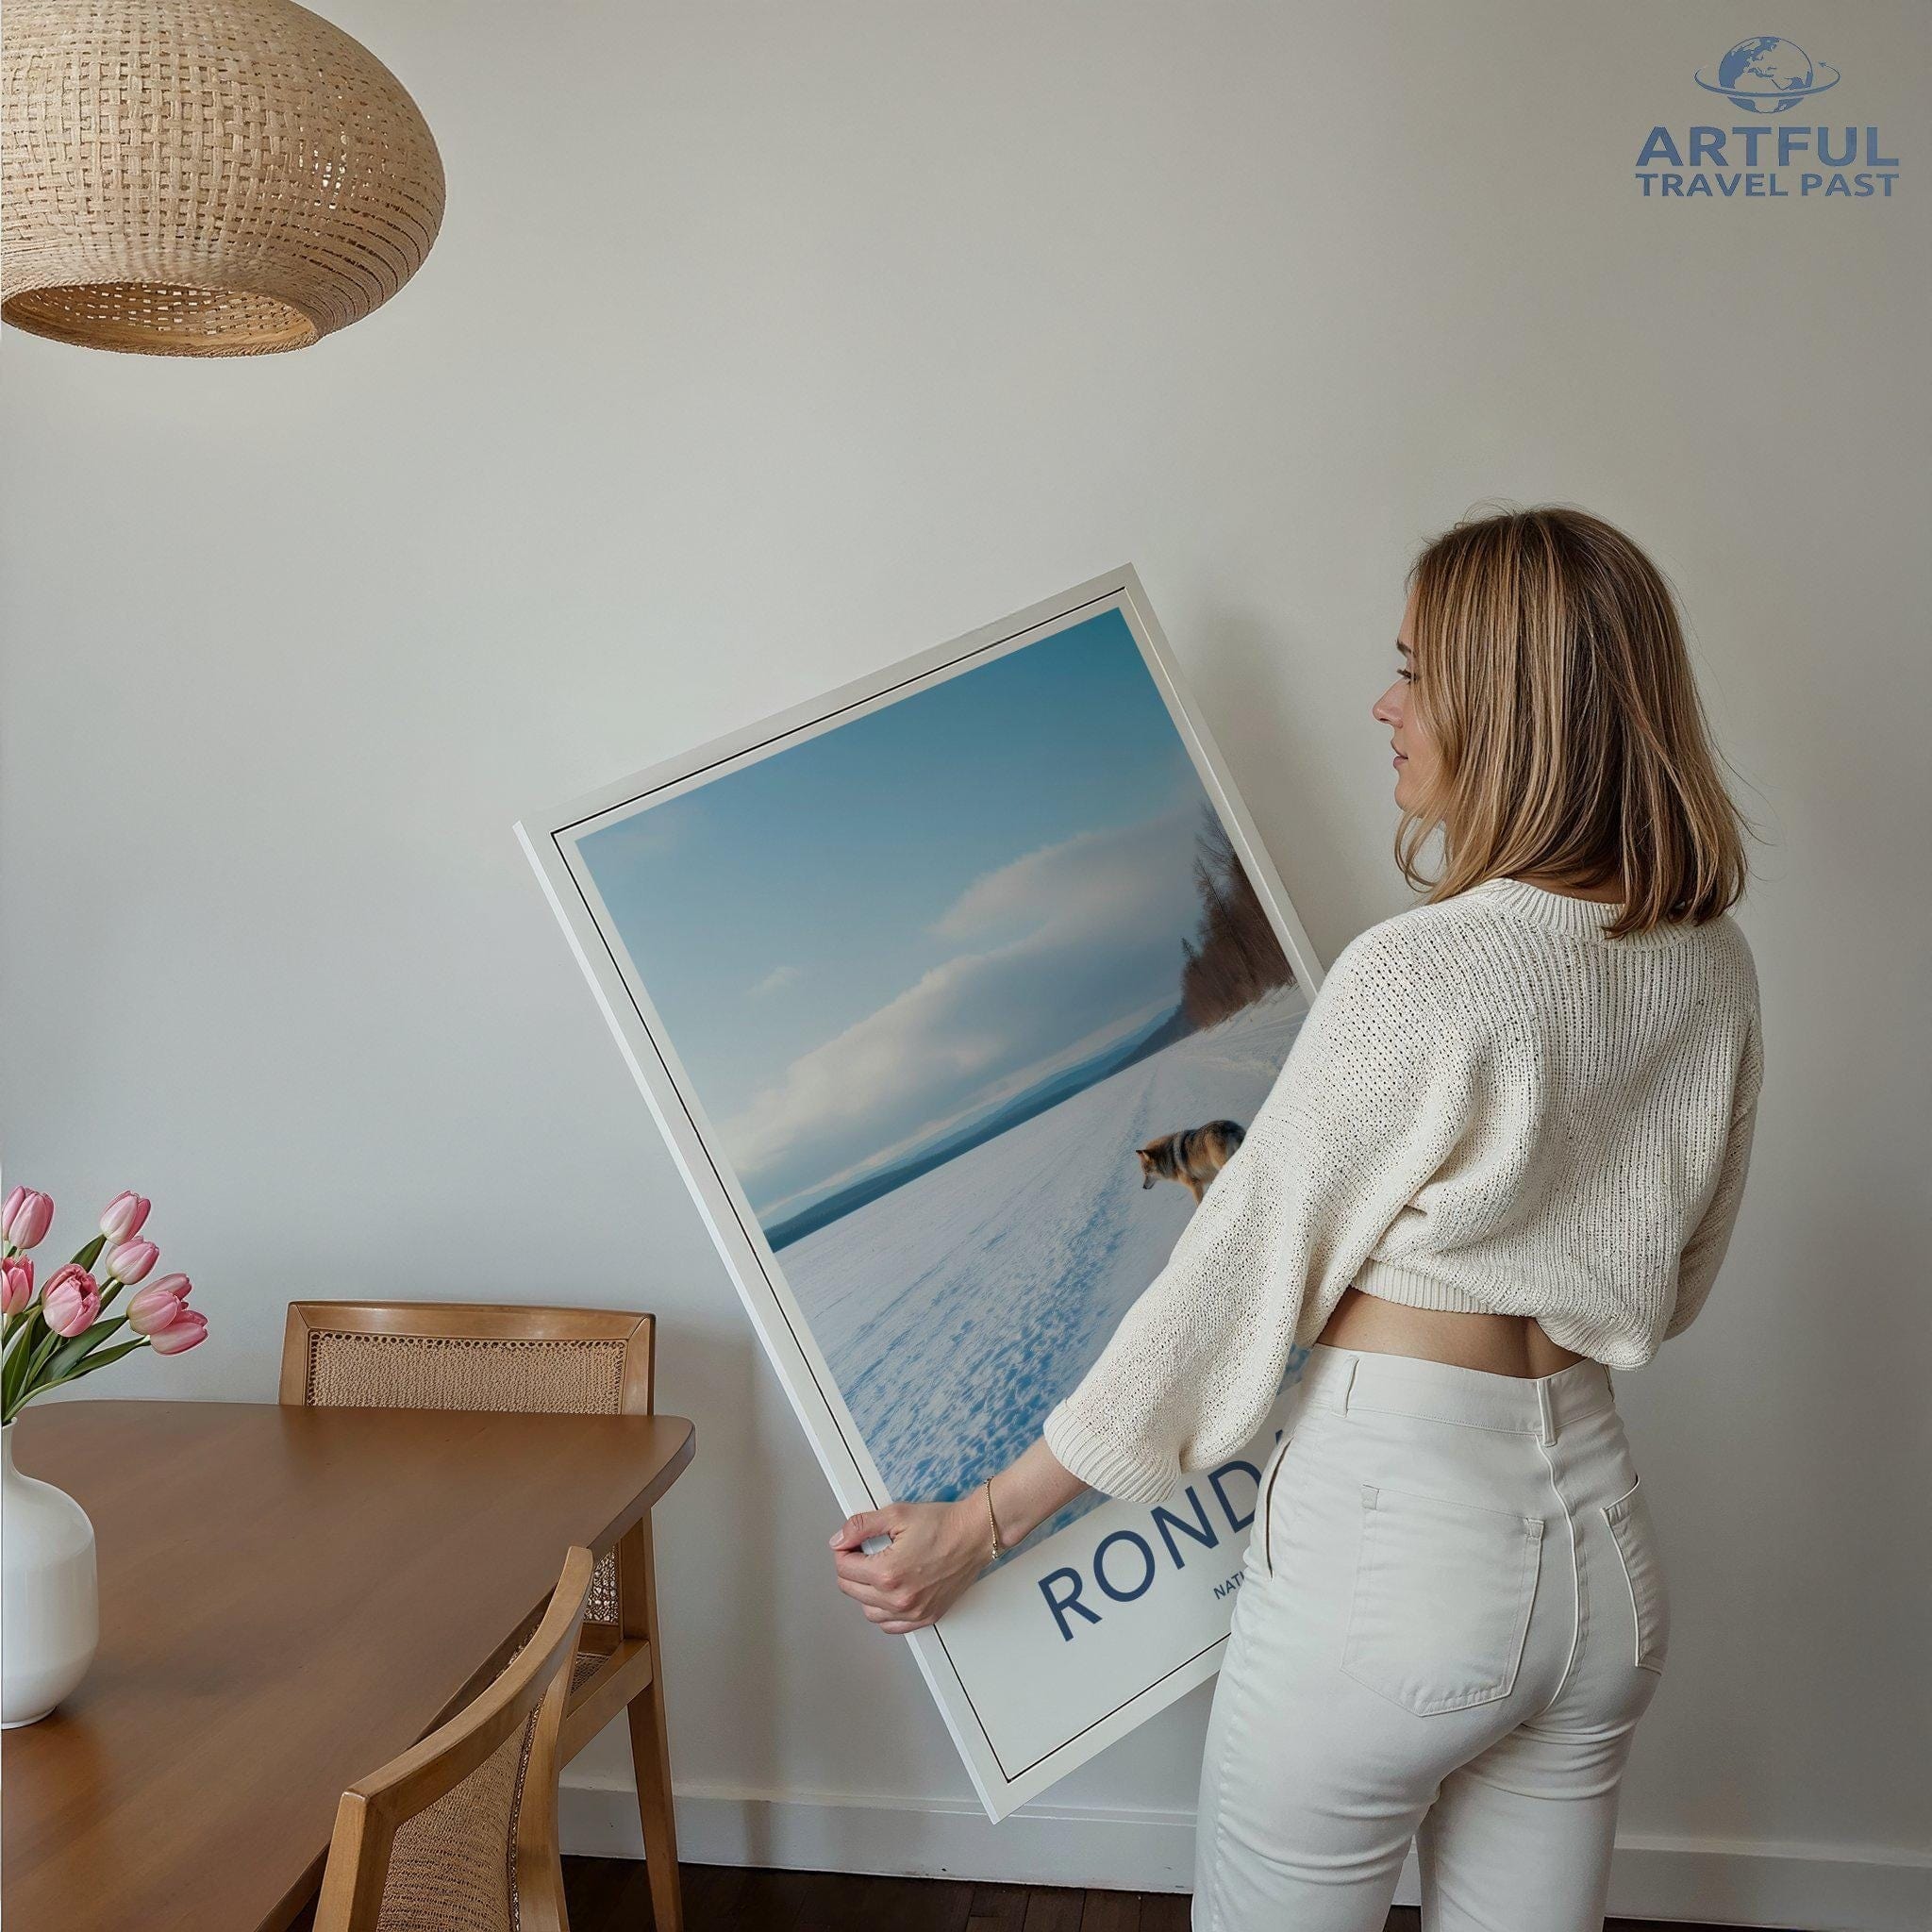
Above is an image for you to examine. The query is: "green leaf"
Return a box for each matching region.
[42,1316,130,1383]
[14,1324,70,1403]
[2,1312,45,1407]
[4,1307,42,1365]
[70,1234,107,1272]
[46,1339,148,1387]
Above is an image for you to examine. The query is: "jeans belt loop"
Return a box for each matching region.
[1537,1377,1557,1445]
[1339,1356,1358,1414]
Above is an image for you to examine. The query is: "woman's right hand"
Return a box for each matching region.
[827,1438,1090,1634]
[829,1497,991,1634]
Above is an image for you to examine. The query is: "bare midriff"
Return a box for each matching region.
[1315,1286,1589,1379]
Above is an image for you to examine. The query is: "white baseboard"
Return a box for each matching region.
[562,1774,1931,1930]
[563,1775,1200,1891]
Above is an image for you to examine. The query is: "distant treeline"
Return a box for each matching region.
[1180,809,1295,1028]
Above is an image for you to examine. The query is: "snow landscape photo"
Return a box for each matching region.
[575,608,1308,1548]
[791,986,1306,1549]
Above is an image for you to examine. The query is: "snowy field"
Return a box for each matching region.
[781,988,1308,1545]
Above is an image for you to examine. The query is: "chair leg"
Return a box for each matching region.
[618,1519,683,1932]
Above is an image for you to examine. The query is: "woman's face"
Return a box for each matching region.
[1372,588,1437,812]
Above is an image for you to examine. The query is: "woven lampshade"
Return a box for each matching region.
[2,0,444,355]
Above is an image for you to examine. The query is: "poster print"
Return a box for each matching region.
[517,570,1326,1817]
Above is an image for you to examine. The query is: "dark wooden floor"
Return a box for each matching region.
[564,1857,1766,1931]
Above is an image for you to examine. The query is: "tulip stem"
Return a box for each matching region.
[19,1325,64,1388]
[1,1312,42,1409]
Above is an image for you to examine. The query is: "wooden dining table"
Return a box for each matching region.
[2,1398,696,1932]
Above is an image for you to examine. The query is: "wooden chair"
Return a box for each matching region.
[282,1303,682,1932]
[313,1545,593,1932]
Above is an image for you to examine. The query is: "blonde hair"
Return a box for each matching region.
[1398,504,1752,939]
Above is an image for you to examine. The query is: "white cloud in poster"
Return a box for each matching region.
[724,807,1202,1209]
[751,964,801,998]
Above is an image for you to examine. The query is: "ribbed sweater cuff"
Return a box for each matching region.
[1041,1399,1180,1505]
[1351,1258,1638,1366]
[1350,1258,1491,1312]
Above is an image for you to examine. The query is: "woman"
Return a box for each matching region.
[829,506,1764,1931]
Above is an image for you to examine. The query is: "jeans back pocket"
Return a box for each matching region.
[1603,1474,1670,1674]
[1341,1480,1543,1716]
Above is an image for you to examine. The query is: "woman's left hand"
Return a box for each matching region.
[829,1497,990,1634]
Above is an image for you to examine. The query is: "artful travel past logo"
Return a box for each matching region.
[1637,36,1900,199]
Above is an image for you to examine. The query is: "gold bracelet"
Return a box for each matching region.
[983,1475,1005,1560]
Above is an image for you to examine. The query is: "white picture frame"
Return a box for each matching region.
[516,567,1327,1818]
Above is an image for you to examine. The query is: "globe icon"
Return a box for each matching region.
[1694,36,1840,113]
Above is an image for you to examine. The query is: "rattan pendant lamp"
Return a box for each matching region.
[2,0,444,355]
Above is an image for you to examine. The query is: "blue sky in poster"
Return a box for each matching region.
[577,610,1220,1224]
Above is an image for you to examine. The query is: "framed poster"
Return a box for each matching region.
[517,568,1326,1818]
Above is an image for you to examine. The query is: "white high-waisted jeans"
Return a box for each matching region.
[1193,1342,1670,1931]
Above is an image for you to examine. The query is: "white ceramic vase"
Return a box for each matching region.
[1,1419,98,1726]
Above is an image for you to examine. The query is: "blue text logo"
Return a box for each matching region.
[1636,38,1899,199]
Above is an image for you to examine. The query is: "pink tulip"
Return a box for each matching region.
[1,1256,33,1316]
[41,1264,101,1338]
[99,1191,152,1243]
[106,1238,158,1285]
[126,1280,191,1336]
[144,1271,192,1304]
[147,1309,208,1356]
[2,1187,55,1251]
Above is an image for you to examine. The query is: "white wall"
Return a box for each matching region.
[5,2,1927,1921]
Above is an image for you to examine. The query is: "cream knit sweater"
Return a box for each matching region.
[1041,876,1765,1504]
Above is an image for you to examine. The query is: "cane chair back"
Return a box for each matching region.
[312,1545,593,1932]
